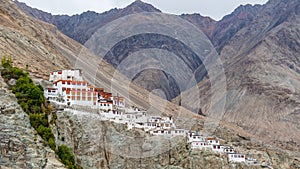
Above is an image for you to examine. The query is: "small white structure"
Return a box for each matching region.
[223,146,235,154]
[211,145,224,153]
[150,129,187,137]
[49,69,83,82]
[111,96,126,108]
[103,110,123,118]
[44,88,59,100]
[99,101,113,111]
[246,158,259,165]
[190,141,210,150]
[148,116,175,130]
[187,131,206,143]
[206,137,220,145]
[173,129,187,136]
[228,153,246,163]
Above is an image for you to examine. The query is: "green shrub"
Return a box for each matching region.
[58,145,78,169]
[1,56,81,169]
[50,113,57,125]
[48,137,56,150]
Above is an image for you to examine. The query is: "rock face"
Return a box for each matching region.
[50,109,298,169]
[0,77,65,169]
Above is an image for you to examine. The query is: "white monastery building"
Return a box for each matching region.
[49,69,83,82]
[228,153,246,163]
[44,69,125,109]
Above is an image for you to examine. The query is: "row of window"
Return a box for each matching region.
[70,96,97,101]
[194,142,208,146]
[100,103,111,107]
[146,123,170,127]
[61,81,86,85]
[230,154,245,158]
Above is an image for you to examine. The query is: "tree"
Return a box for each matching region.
[48,137,56,150]
[58,145,76,168]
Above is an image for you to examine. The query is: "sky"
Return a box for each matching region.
[16,0,269,21]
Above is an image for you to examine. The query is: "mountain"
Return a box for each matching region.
[175,0,300,153]
[180,13,217,40]
[14,0,300,156]
[16,0,161,45]
[211,4,263,52]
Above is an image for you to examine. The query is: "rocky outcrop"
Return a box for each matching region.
[0,77,65,169]
[50,109,298,169]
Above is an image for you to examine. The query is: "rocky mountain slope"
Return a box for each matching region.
[50,109,299,169]
[174,0,300,154]
[0,77,65,168]
[0,0,80,79]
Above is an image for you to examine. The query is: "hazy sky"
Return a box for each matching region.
[17,0,268,20]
